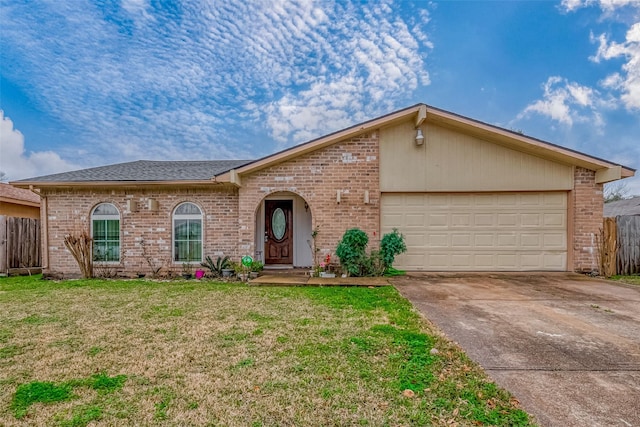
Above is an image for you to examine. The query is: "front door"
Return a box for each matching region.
[264,200,293,264]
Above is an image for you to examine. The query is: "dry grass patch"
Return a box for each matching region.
[0,276,535,426]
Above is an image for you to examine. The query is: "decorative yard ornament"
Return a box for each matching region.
[241,255,253,267]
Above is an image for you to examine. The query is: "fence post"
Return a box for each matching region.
[0,216,7,275]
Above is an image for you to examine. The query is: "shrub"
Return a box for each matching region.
[336,228,369,276]
[250,260,264,272]
[380,228,407,269]
[336,228,407,277]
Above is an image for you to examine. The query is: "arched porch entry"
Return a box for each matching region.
[254,191,313,268]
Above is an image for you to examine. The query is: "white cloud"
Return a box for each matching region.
[517,77,603,126]
[592,23,640,110]
[0,112,80,181]
[560,0,638,13]
[261,1,431,145]
[0,0,433,163]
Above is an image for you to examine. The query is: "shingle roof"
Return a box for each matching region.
[0,183,41,204]
[604,196,640,217]
[13,160,252,183]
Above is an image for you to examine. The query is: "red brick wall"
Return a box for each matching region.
[572,167,604,273]
[41,186,239,278]
[239,132,380,261]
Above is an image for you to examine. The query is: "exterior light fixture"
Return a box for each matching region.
[127,200,138,212]
[415,128,424,146]
[148,199,159,212]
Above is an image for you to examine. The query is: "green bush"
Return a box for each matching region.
[250,260,264,272]
[380,228,407,269]
[336,228,407,277]
[336,228,369,276]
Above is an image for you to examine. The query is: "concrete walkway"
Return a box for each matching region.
[392,273,640,427]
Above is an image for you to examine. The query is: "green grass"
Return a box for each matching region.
[610,275,640,286]
[11,381,75,419]
[0,275,535,426]
[9,373,126,421]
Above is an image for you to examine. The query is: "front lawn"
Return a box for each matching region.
[0,276,534,426]
[610,275,640,286]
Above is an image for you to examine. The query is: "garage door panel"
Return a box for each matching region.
[520,234,541,248]
[497,233,517,247]
[474,214,495,226]
[404,233,426,247]
[544,233,566,248]
[521,214,541,226]
[451,234,471,247]
[406,213,426,227]
[474,254,495,268]
[428,233,449,246]
[521,253,542,268]
[382,192,567,271]
[544,213,565,227]
[496,253,517,269]
[474,234,494,247]
[544,253,567,269]
[452,213,471,226]
[497,214,518,226]
[451,254,472,267]
[426,253,449,269]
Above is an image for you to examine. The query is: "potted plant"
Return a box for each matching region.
[233,261,248,281]
[319,254,335,278]
[181,263,193,279]
[225,260,238,278]
[249,260,264,278]
[201,255,231,278]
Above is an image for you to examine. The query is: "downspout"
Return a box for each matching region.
[28,186,48,271]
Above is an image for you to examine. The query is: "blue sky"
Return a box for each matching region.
[1,0,639,195]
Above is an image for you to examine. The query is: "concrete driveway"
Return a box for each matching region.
[392,273,640,427]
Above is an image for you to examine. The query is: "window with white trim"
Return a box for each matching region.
[91,203,120,262]
[173,202,203,262]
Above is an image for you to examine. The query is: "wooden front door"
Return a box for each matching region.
[264,200,293,264]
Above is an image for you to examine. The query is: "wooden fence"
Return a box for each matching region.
[0,216,41,276]
[601,215,640,276]
[616,215,640,275]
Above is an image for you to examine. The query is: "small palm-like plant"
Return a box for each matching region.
[201,256,231,277]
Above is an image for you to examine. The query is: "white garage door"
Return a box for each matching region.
[381,192,567,271]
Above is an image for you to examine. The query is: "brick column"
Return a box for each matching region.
[572,167,603,273]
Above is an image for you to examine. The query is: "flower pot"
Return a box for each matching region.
[222,269,233,278]
[238,273,249,281]
[195,269,205,280]
[182,273,192,280]
[249,272,259,279]
[320,272,336,278]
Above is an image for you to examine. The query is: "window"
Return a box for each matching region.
[173,202,203,262]
[91,203,120,262]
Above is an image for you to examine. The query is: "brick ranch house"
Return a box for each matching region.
[12,104,635,278]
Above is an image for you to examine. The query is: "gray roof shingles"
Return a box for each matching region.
[14,160,253,183]
[604,196,640,217]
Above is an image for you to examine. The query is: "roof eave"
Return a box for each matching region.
[425,106,636,177]
[10,179,227,189]
[216,103,634,183]
[215,103,426,182]
[0,197,40,207]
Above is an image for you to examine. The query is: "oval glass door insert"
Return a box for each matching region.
[272,208,286,240]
